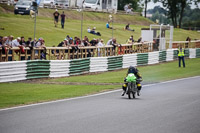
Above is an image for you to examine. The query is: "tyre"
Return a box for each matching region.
[128,83,132,99]
[132,92,135,99]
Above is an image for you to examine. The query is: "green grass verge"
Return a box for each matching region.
[0,84,119,108]
[0,58,199,109]
[48,58,200,83]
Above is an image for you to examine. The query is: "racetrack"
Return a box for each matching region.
[0,76,200,133]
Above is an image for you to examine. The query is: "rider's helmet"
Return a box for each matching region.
[128,66,138,74]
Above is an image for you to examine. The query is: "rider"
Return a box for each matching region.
[121,66,142,96]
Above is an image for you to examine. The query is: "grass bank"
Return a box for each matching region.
[0,58,200,109]
[0,4,199,46]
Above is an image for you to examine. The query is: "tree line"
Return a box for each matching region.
[118,0,200,28]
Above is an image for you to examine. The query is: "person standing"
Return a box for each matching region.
[178,45,185,68]
[53,9,60,27]
[60,11,66,29]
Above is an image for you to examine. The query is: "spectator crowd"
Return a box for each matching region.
[0,35,46,61]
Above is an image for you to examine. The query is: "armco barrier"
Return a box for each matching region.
[90,57,108,72]
[189,49,196,59]
[26,60,50,79]
[148,51,159,65]
[196,49,200,58]
[166,49,174,61]
[173,49,178,60]
[107,56,123,71]
[0,48,200,83]
[50,60,70,78]
[0,61,27,83]
[137,53,148,66]
[69,58,90,76]
[122,54,137,68]
[159,51,167,62]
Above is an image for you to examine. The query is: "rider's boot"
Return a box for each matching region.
[121,84,127,96]
[137,86,141,96]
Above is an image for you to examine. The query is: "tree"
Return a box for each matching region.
[144,0,151,18]
[147,6,167,14]
[153,0,200,28]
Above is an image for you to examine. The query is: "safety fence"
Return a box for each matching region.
[0,41,153,62]
[1,40,200,62]
[0,48,200,83]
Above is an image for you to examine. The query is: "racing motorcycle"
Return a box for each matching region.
[125,74,138,99]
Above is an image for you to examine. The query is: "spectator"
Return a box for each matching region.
[137,37,142,43]
[26,37,33,60]
[53,9,60,27]
[107,38,118,55]
[93,27,101,36]
[87,27,91,33]
[7,35,14,61]
[97,39,105,56]
[35,38,46,59]
[83,36,90,46]
[26,37,32,47]
[20,36,26,46]
[88,27,101,36]
[106,22,113,29]
[60,11,66,29]
[0,36,7,55]
[12,37,21,47]
[90,27,96,34]
[130,35,134,42]
[0,36,3,47]
[124,3,133,14]
[56,39,68,59]
[185,36,191,48]
[126,37,133,44]
[66,35,70,41]
[90,38,98,46]
[125,24,135,31]
[7,35,14,47]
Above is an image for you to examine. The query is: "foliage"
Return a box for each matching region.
[150,11,170,25]
[182,6,200,29]
[153,0,200,28]
[147,6,167,14]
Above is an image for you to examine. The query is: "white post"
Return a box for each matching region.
[159,24,162,51]
[169,26,174,49]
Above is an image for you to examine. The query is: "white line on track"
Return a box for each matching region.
[0,76,199,112]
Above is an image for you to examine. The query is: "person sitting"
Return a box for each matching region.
[124,3,133,14]
[88,27,101,36]
[125,24,134,31]
[106,22,113,29]
[122,66,143,96]
[87,27,91,33]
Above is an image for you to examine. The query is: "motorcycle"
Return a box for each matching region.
[125,74,139,99]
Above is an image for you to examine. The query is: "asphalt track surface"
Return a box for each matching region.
[0,76,200,133]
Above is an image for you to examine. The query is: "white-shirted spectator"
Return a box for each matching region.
[97,39,105,56]
[12,37,21,47]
